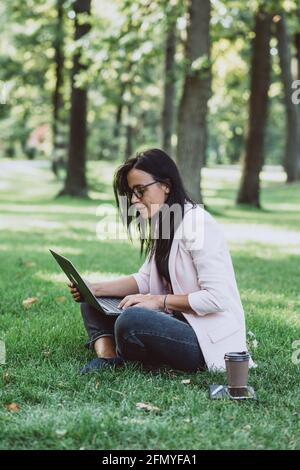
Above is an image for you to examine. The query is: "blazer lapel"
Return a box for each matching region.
[169,236,181,294]
[168,202,193,295]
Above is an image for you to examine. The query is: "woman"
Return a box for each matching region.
[69,148,254,374]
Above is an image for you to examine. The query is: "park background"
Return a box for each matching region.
[0,0,299,450]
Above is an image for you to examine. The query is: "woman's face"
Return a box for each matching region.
[127,169,170,219]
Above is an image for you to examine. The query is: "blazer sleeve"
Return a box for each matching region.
[132,255,151,294]
[184,210,232,316]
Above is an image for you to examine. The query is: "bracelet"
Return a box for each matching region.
[163,294,169,312]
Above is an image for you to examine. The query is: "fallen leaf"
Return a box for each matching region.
[3,371,10,384]
[25,261,36,268]
[136,402,160,412]
[107,388,125,396]
[22,297,38,309]
[5,402,20,412]
[55,296,66,303]
[55,429,67,437]
[42,350,51,357]
[181,379,191,384]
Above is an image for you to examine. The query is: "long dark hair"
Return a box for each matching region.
[113,148,196,282]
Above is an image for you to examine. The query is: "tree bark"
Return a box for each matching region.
[60,0,91,197]
[295,33,300,79]
[52,0,66,177]
[113,61,133,158]
[110,82,125,161]
[237,9,272,207]
[125,101,133,161]
[176,0,211,204]
[113,81,126,140]
[275,15,300,182]
[295,32,300,178]
[162,15,177,156]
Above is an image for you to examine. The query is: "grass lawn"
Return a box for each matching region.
[0,159,299,450]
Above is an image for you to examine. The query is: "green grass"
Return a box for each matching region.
[0,159,300,450]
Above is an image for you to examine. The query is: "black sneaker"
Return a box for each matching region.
[80,356,126,375]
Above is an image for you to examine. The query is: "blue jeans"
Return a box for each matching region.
[80,303,206,372]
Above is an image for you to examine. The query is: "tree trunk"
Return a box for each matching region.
[295,33,300,79]
[113,82,126,140]
[110,84,125,161]
[162,15,177,156]
[60,0,91,197]
[125,101,133,161]
[295,32,300,178]
[275,15,300,182]
[237,9,271,207]
[52,0,66,177]
[113,61,133,159]
[176,0,211,204]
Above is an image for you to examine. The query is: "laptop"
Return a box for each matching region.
[49,249,123,316]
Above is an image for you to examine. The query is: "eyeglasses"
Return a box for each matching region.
[129,181,158,199]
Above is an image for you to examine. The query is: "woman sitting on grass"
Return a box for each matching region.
[69,148,254,374]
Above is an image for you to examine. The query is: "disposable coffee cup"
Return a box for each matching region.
[224,351,250,389]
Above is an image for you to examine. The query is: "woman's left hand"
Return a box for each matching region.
[118,293,164,311]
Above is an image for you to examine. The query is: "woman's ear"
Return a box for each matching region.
[163,179,171,194]
[162,184,170,195]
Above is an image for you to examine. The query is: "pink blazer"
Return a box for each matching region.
[132,202,255,371]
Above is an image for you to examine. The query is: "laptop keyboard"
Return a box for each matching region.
[98,297,123,314]
[97,298,186,318]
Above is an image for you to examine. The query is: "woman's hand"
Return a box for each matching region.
[68,282,83,302]
[118,294,165,311]
[68,280,96,303]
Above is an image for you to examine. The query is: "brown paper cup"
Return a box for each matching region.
[224,351,250,389]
